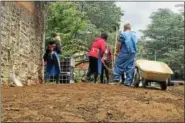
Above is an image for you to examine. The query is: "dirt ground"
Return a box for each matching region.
[2,83,184,122]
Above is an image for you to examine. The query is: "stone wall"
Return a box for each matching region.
[1,2,46,85]
[16,1,36,15]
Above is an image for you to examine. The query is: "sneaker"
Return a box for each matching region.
[124,83,131,87]
[81,77,86,82]
[120,81,125,85]
[109,80,120,85]
[81,76,88,82]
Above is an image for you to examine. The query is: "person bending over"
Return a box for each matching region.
[83,33,108,83]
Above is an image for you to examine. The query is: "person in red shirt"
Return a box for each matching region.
[100,45,112,83]
[84,33,108,82]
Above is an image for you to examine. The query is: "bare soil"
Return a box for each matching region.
[2,83,184,122]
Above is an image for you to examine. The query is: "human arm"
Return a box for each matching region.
[42,47,50,66]
[55,42,62,54]
[116,43,121,56]
[42,59,47,66]
[132,32,137,44]
[100,40,106,57]
[115,33,125,55]
[109,47,113,60]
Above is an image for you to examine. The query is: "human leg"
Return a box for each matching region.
[100,64,105,83]
[83,57,94,81]
[124,54,135,86]
[104,62,110,83]
[121,72,125,85]
[113,54,127,82]
[55,74,60,84]
[87,56,98,82]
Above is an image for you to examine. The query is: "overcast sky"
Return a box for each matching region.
[115,2,183,38]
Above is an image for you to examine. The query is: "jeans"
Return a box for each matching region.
[114,53,135,85]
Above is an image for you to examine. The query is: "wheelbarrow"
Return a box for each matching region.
[133,59,173,90]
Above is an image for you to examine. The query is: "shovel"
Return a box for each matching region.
[101,59,113,73]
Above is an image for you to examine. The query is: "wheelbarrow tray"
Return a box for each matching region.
[135,60,173,82]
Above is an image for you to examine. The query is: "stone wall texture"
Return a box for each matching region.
[1,2,46,85]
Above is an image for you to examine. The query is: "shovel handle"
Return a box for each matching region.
[102,60,113,73]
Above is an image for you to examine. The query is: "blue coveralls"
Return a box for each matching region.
[113,31,137,85]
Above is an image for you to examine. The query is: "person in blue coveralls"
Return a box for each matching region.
[111,23,137,86]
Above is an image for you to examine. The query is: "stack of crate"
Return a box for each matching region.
[59,57,75,84]
[47,57,75,84]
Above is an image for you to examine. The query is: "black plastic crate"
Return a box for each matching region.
[59,73,74,84]
[47,73,74,84]
[45,57,75,84]
[60,57,75,73]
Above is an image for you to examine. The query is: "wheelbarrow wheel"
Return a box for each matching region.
[133,67,140,87]
[142,79,148,88]
[160,81,167,90]
[81,74,91,83]
[81,75,87,82]
[167,77,171,86]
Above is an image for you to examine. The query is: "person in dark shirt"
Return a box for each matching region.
[100,45,112,83]
[43,34,62,84]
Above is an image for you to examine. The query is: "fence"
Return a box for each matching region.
[73,54,88,81]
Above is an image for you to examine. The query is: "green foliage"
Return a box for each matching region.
[136,38,146,60]
[44,1,122,72]
[46,2,87,41]
[82,2,122,32]
[45,1,122,57]
[140,8,184,78]
[74,1,122,49]
[74,71,82,83]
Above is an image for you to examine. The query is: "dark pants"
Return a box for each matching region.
[55,75,60,84]
[86,56,98,82]
[121,73,125,84]
[100,61,110,83]
[45,52,61,84]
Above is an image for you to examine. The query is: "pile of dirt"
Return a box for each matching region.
[2,83,184,122]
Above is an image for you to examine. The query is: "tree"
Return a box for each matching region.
[45,2,123,57]
[81,2,122,32]
[140,8,184,79]
[45,2,89,56]
[46,2,87,41]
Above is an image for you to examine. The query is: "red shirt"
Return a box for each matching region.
[107,47,112,61]
[88,37,106,58]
